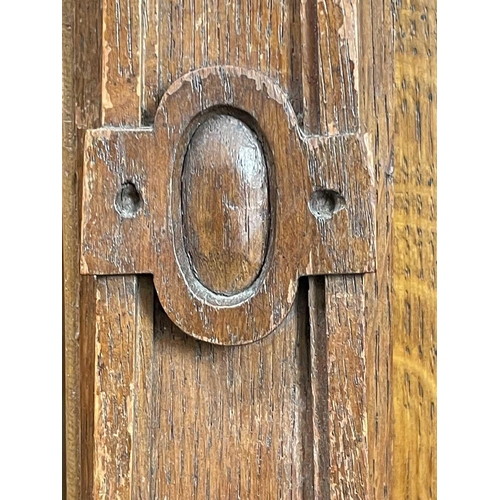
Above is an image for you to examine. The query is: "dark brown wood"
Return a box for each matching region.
[80,66,376,345]
[149,286,314,498]
[182,113,270,296]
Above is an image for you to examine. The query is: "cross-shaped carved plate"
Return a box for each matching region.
[81,66,375,345]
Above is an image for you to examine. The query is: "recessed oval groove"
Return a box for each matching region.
[182,114,270,296]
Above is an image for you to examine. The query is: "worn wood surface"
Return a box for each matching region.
[150,285,313,498]
[301,1,374,497]
[63,0,436,498]
[80,65,376,345]
[62,0,80,496]
[84,276,154,499]
[358,0,395,498]
[182,114,270,296]
[392,0,437,498]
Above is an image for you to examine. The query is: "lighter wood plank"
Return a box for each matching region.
[392,1,437,498]
[131,278,155,500]
[325,275,369,500]
[93,277,137,500]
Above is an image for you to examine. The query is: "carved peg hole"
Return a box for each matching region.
[115,182,143,218]
[308,189,346,220]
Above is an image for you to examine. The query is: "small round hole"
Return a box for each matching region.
[308,189,346,220]
[115,182,143,218]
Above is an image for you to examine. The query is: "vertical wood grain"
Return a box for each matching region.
[65,0,106,497]
[150,288,313,499]
[80,277,96,500]
[358,0,395,497]
[65,0,437,498]
[307,277,331,500]
[392,1,437,498]
[92,0,154,487]
[147,2,315,497]
[90,277,154,500]
[131,278,155,500]
[141,0,159,122]
[73,1,103,498]
[302,2,373,497]
[63,0,80,497]
[325,275,369,500]
[81,2,153,499]
[101,0,142,125]
[80,276,154,500]
[157,0,302,100]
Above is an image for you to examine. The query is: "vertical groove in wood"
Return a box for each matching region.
[392,1,437,498]
[300,5,327,491]
[131,277,155,500]
[80,277,97,500]
[299,0,319,133]
[307,277,332,500]
[289,0,304,124]
[141,0,159,123]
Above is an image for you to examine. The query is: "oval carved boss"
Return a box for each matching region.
[81,66,375,345]
[182,114,270,296]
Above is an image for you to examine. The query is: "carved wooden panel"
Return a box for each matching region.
[81,66,375,344]
[62,0,433,497]
[72,0,390,497]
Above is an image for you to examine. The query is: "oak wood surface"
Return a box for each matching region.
[303,2,373,497]
[182,113,270,296]
[62,0,437,499]
[358,0,395,498]
[392,1,437,498]
[62,0,81,495]
[80,65,376,345]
